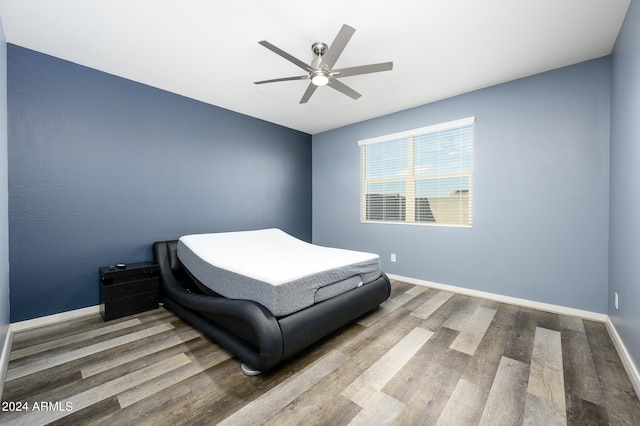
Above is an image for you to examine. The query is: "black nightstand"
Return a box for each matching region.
[99,262,160,321]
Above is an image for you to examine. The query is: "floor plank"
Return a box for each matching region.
[410,290,454,320]
[218,350,348,425]
[524,327,567,425]
[583,320,640,426]
[342,327,433,406]
[10,318,143,361]
[441,295,479,331]
[479,356,529,425]
[2,353,191,426]
[561,327,604,406]
[436,378,487,425]
[449,306,497,356]
[461,303,516,390]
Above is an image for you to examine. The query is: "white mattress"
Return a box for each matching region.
[177,228,381,316]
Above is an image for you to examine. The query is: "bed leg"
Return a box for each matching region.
[241,363,261,376]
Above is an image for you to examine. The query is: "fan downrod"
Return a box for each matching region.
[311,42,328,58]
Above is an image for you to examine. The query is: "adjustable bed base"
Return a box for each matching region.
[152,238,391,374]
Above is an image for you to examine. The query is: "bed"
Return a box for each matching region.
[152,229,391,375]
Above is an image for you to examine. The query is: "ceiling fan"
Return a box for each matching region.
[254,24,393,104]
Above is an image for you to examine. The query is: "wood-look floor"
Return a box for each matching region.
[2,280,640,425]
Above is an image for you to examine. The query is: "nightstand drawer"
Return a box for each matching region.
[101,289,159,321]
[102,277,158,299]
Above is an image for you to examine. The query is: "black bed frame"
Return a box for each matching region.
[153,240,391,374]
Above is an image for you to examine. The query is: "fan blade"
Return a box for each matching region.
[254,75,308,84]
[320,24,356,69]
[258,41,311,72]
[333,62,393,78]
[327,78,361,100]
[300,83,318,104]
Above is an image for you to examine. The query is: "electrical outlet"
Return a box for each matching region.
[390,253,397,263]
[615,292,619,310]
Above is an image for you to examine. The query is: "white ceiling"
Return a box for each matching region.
[0,0,631,134]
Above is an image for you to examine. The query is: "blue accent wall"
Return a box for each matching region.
[0,20,9,360]
[8,45,311,322]
[610,0,640,374]
[313,58,611,314]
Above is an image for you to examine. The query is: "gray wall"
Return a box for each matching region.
[0,20,9,359]
[313,58,611,314]
[610,0,640,375]
[8,45,312,322]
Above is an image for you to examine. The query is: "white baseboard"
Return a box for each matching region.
[605,319,640,399]
[10,305,100,333]
[388,274,608,322]
[388,273,640,398]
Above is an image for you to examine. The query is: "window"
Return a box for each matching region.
[359,117,474,227]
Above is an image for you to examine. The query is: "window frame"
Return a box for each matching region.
[359,117,475,227]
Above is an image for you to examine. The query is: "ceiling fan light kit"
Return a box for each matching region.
[254,24,393,103]
[311,71,329,86]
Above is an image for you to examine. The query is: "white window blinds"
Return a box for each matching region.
[359,117,474,227]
